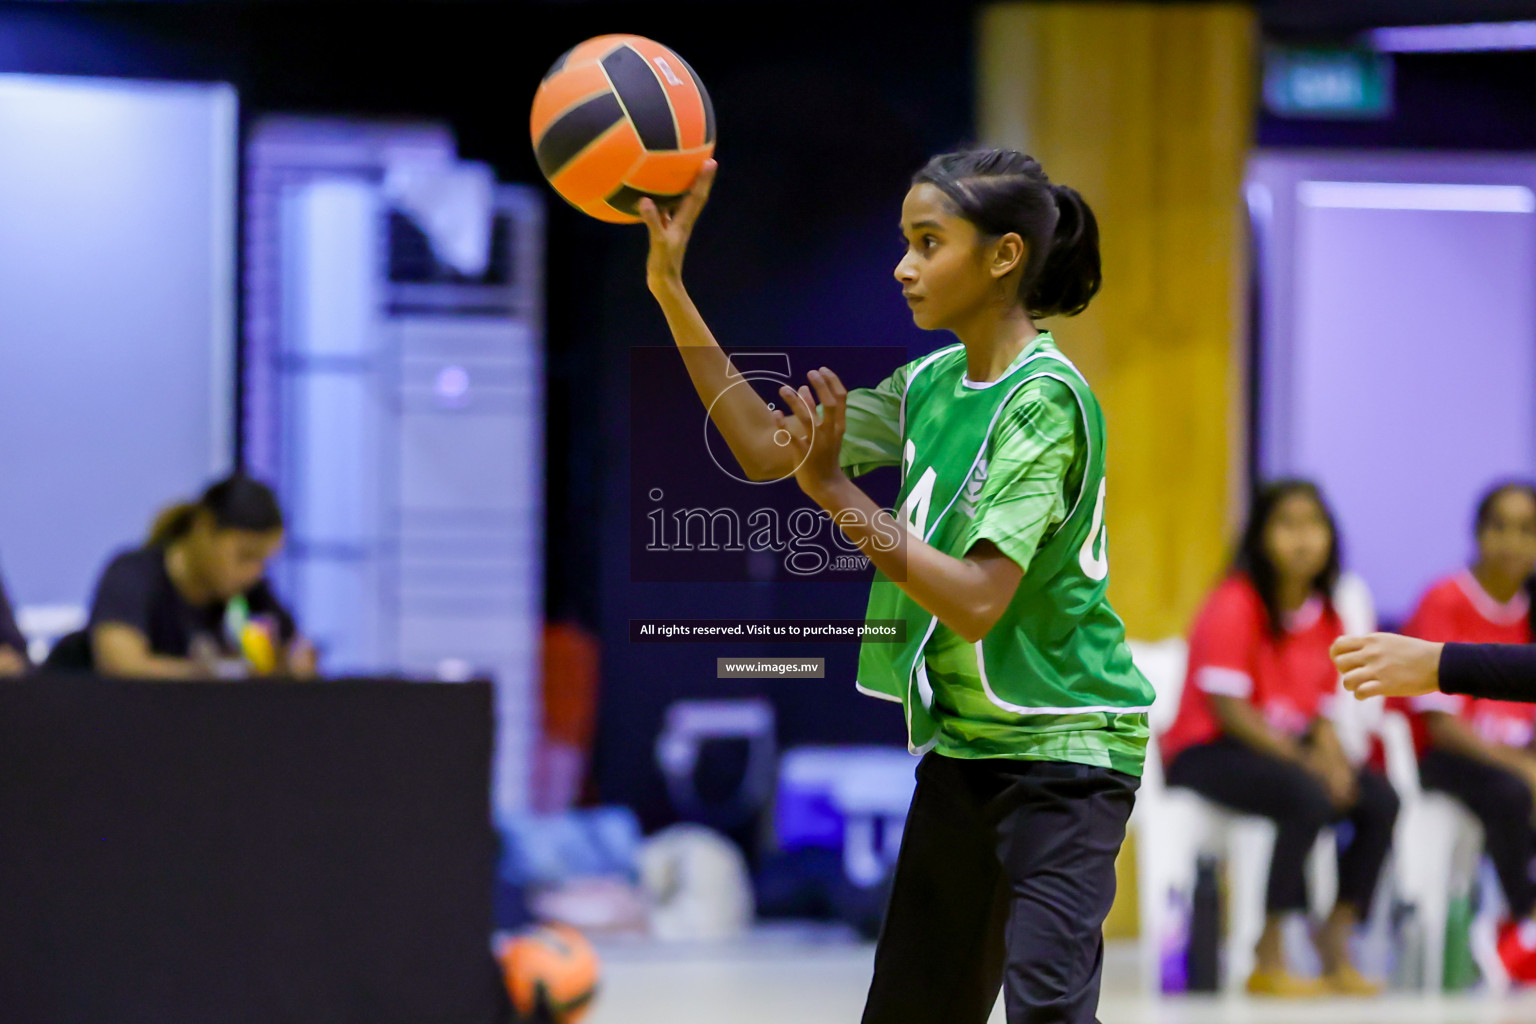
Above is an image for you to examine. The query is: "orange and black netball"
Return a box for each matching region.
[530,34,716,224]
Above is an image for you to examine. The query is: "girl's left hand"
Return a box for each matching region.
[285,636,319,679]
[1302,743,1358,809]
[1332,632,1442,699]
[773,367,849,502]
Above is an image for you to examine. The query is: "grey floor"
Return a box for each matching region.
[582,928,1536,1024]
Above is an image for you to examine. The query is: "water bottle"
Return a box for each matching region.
[1443,893,1478,991]
[1187,854,1221,992]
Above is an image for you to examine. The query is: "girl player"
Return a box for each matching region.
[638,150,1153,1023]
[1400,481,1536,980]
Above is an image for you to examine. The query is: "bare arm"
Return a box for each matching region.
[1306,714,1360,805]
[92,623,210,680]
[283,636,319,679]
[639,161,799,483]
[1207,696,1352,807]
[0,571,27,673]
[1310,714,1350,765]
[807,477,1022,643]
[1209,693,1302,763]
[1424,709,1536,780]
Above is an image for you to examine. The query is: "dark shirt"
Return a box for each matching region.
[88,545,295,660]
[0,562,27,662]
[1440,642,1536,704]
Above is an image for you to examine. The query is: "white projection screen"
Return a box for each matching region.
[0,75,237,613]
[1249,152,1536,625]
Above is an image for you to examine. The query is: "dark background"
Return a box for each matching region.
[6,0,1536,829]
[0,678,502,1024]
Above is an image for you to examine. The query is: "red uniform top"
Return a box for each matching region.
[1161,574,1345,765]
[1399,571,1534,755]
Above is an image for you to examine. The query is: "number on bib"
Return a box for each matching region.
[900,439,937,538]
[1079,478,1109,581]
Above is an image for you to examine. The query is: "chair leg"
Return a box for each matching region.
[1470,858,1510,993]
[1306,829,1338,919]
[1403,796,1478,992]
[1225,820,1277,991]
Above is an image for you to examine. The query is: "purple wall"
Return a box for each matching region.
[1250,153,1536,623]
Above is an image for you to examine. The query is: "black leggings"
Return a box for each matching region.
[1166,738,1400,916]
[1419,748,1536,919]
[861,753,1139,1024]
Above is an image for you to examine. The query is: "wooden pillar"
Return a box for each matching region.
[978,2,1257,640]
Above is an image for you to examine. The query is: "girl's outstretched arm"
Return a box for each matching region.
[639,161,801,482]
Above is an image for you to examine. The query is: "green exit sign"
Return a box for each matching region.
[1263,46,1394,119]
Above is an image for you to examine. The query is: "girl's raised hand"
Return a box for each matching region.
[639,159,718,292]
[286,636,319,679]
[772,367,849,502]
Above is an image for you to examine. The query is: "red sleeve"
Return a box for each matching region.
[1185,578,1263,701]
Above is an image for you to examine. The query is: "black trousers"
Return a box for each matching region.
[1165,738,1399,916]
[1419,748,1536,919]
[861,752,1139,1024]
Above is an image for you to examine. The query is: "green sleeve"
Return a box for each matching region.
[961,376,1081,575]
[816,361,909,479]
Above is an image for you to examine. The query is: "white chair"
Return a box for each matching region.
[1330,571,1387,765]
[1333,570,1377,638]
[1130,637,1338,995]
[16,604,87,666]
[1377,709,1506,992]
[1136,731,1338,994]
[1132,575,1381,994]
[655,699,777,830]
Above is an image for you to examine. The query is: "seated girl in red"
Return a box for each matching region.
[1162,480,1399,997]
[1401,480,1536,979]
